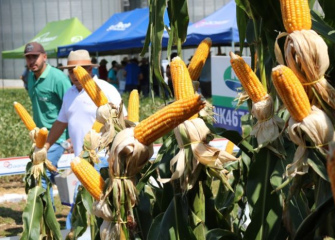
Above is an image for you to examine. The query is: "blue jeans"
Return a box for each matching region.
[41,143,65,206]
[66,156,109,229]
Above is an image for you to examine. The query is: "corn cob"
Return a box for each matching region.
[229,52,267,103]
[272,65,311,122]
[187,38,212,81]
[92,120,104,132]
[13,101,36,131]
[170,56,196,100]
[73,66,109,107]
[35,127,48,148]
[128,89,140,122]
[134,94,205,146]
[279,0,311,33]
[71,157,105,200]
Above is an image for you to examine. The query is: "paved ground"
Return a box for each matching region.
[0,79,24,89]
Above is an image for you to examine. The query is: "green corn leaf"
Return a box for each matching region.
[21,186,44,240]
[244,148,282,240]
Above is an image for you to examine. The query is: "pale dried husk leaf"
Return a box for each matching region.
[29,127,40,143]
[251,95,284,145]
[286,106,335,177]
[96,103,116,150]
[199,100,215,123]
[100,220,123,240]
[158,118,237,190]
[275,30,335,109]
[31,146,56,179]
[80,129,101,164]
[93,199,114,221]
[108,127,154,178]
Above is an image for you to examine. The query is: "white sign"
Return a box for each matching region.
[0,139,233,176]
[211,56,251,134]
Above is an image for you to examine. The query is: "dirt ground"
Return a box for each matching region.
[0,175,70,238]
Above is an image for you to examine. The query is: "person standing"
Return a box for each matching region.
[124,57,143,92]
[44,49,127,229]
[116,60,127,94]
[139,57,149,97]
[108,60,119,89]
[91,57,99,77]
[24,42,71,202]
[98,59,108,81]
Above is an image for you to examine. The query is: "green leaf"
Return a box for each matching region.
[21,186,45,240]
[42,187,62,239]
[307,155,329,182]
[147,213,164,239]
[293,196,335,240]
[70,186,89,238]
[206,228,241,240]
[244,148,282,240]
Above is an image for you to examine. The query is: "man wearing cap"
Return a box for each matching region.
[43,49,126,228]
[24,42,72,203]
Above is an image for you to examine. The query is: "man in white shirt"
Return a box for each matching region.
[44,49,127,229]
[45,49,127,157]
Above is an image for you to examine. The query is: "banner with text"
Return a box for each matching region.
[211,56,250,134]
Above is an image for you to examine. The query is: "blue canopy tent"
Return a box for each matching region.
[162,0,240,49]
[58,8,170,57]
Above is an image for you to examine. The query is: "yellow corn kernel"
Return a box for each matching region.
[13,101,36,131]
[73,66,109,107]
[229,52,267,103]
[134,94,205,146]
[170,56,198,119]
[225,141,235,155]
[272,65,311,122]
[171,56,196,100]
[279,0,311,33]
[92,120,103,133]
[128,89,140,122]
[35,127,48,148]
[187,37,212,81]
[71,157,105,200]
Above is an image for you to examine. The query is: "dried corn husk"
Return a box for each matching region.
[275,30,335,109]
[100,220,126,240]
[96,102,126,151]
[104,127,154,235]
[158,118,237,191]
[29,127,40,143]
[286,106,335,178]
[31,145,56,179]
[93,198,113,221]
[251,95,285,145]
[79,129,101,164]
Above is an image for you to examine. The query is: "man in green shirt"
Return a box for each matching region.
[24,42,71,204]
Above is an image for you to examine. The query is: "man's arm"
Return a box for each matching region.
[44,120,68,150]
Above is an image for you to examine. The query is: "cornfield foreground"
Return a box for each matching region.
[4,0,335,239]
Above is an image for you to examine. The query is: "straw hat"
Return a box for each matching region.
[60,50,99,69]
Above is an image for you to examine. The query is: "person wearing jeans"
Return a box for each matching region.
[24,41,71,206]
